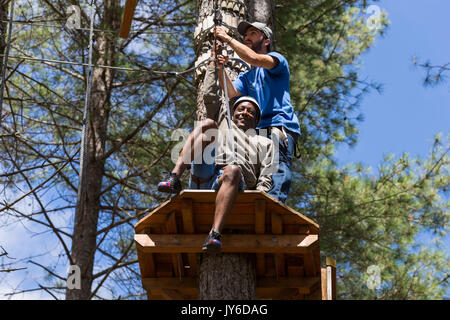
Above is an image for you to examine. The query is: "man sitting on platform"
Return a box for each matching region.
[157,53,277,254]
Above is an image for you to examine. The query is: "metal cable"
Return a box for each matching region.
[0,54,209,76]
[0,19,189,35]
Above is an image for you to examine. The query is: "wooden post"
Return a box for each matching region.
[119,0,138,38]
[321,257,336,300]
[326,257,337,300]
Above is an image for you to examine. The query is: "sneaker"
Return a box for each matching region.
[157,172,182,194]
[202,230,222,254]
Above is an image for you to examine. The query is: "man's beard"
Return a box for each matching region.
[251,38,265,52]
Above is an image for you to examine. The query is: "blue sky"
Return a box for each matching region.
[336,0,450,168]
[336,1,450,255]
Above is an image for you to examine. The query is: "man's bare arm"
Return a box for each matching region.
[214,42,241,99]
[214,26,278,69]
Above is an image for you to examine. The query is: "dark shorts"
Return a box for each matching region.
[188,161,245,191]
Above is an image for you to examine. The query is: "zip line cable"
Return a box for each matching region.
[0,0,15,119]
[0,19,190,35]
[0,53,206,75]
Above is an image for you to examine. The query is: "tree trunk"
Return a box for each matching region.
[66,0,119,300]
[199,254,256,299]
[247,0,275,49]
[0,1,8,74]
[195,0,274,300]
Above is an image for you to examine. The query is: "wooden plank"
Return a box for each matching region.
[142,277,198,289]
[186,254,198,277]
[181,198,195,233]
[255,199,266,233]
[321,268,328,300]
[271,212,285,277]
[160,289,185,300]
[193,203,255,215]
[150,287,308,300]
[181,199,198,277]
[267,200,319,234]
[135,190,319,234]
[286,253,304,278]
[143,276,319,294]
[135,234,319,254]
[313,245,321,276]
[146,293,164,300]
[271,212,283,234]
[258,277,320,294]
[135,210,170,233]
[326,256,337,268]
[303,250,317,277]
[287,265,304,277]
[165,211,182,278]
[149,287,198,299]
[137,247,155,278]
[306,287,322,300]
[256,288,299,299]
[195,214,254,225]
[119,0,138,38]
[179,190,266,203]
[255,199,266,276]
[155,263,173,277]
[135,205,254,229]
[273,254,285,277]
[220,224,255,233]
[173,190,319,230]
[136,214,313,234]
[153,253,173,264]
[256,253,265,276]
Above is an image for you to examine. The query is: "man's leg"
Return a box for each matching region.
[211,165,242,233]
[267,133,295,203]
[203,165,243,254]
[158,119,217,193]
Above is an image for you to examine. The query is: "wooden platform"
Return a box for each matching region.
[134,190,329,300]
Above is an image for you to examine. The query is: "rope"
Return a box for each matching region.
[214,0,237,164]
[0,0,15,119]
[221,66,236,163]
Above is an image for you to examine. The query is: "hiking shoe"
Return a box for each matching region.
[157,172,182,194]
[202,230,222,254]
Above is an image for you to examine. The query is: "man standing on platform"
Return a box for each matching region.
[214,21,301,204]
